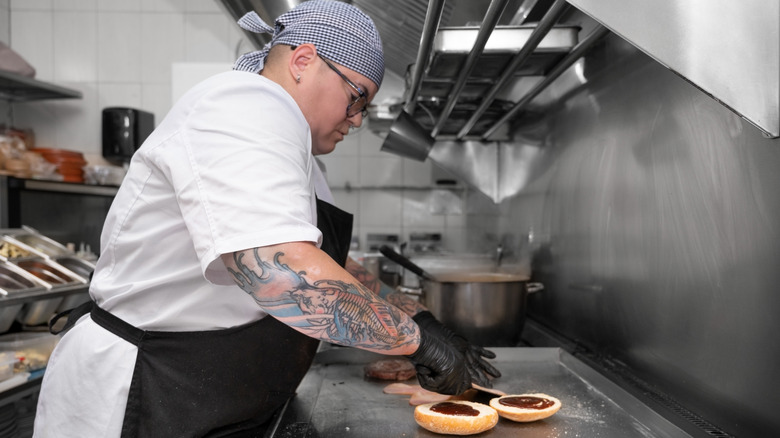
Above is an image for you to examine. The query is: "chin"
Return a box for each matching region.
[313,141,338,156]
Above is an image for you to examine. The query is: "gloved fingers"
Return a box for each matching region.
[473,356,502,379]
[406,326,473,395]
[464,348,502,378]
[417,372,469,396]
[415,374,440,394]
[438,370,473,395]
[415,365,432,376]
[452,377,473,395]
[471,345,497,359]
[466,366,491,388]
[465,354,501,384]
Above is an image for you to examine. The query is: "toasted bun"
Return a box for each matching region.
[414,400,498,435]
[489,393,561,422]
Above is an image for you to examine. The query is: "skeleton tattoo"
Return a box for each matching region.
[227,250,414,350]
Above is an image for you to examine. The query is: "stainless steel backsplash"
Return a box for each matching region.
[503,33,780,436]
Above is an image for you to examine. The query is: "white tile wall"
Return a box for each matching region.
[3,0,507,254]
[10,10,54,80]
[183,13,238,63]
[0,1,8,43]
[53,11,98,82]
[10,0,50,11]
[140,13,185,82]
[97,12,143,82]
[98,0,140,11]
[56,0,98,10]
[140,0,185,13]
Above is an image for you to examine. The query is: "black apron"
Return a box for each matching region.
[51,198,353,437]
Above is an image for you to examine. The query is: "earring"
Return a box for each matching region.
[296,74,301,83]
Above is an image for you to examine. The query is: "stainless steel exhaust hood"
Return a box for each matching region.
[379,0,608,203]
[414,23,580,138]
[568,0,780,138]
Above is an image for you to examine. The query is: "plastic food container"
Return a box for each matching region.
[0,351,18,381]
[0,332,59,371]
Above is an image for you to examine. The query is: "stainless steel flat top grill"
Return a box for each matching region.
[264,347,691,437]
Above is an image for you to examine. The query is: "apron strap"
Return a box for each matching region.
[90,303,146,346]
[316,198,354,267]
[49,300,146,346]
[49,300,93,335]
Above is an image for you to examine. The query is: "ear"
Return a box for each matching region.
[289,44,318,83]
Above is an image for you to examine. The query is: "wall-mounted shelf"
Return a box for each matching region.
[331,184,465,192]
[0,70,82,102]
[7,177,119,197]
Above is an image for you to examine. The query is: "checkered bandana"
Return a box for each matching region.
[233,0,384,88]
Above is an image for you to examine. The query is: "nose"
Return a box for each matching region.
[348,112,364,128]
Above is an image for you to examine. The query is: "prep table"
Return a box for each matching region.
[264,347,691,437]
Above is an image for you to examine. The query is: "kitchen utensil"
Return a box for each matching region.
[379,245,435,280]
[472,383,506,397]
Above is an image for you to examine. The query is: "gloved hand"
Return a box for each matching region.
[405,327,472,395]
[413,311,501,388]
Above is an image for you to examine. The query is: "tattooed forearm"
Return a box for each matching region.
[227,250,418,351]
[384,292,426,315]
[345,258,382,294]
[345,257,427,316]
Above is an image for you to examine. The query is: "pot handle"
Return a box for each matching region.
[527,282,544,293]
[379,245,436,281]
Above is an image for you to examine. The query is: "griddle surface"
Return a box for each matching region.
[270,348,688,438]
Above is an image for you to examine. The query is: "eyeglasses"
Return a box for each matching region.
[319,55,368,118]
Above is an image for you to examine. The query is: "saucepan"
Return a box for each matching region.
[379,246,542,347]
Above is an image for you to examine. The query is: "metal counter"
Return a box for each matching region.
[267,347,690,438]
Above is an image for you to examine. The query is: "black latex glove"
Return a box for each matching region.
[413,311,502,388]
[405,327,472,395]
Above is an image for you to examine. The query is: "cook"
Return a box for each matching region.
[33,1,499,437]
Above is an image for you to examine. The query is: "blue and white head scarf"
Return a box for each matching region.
[234,0,385,88]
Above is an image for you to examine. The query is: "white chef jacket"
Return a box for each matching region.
[35,71,333,437]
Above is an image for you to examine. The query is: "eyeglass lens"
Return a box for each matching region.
[319,55,368,118]
[347,96,368,118]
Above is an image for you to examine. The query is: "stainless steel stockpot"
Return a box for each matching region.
[418,272,542,347]
[379,246,543,347]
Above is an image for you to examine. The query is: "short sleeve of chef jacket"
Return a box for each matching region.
[159,71,321,285]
